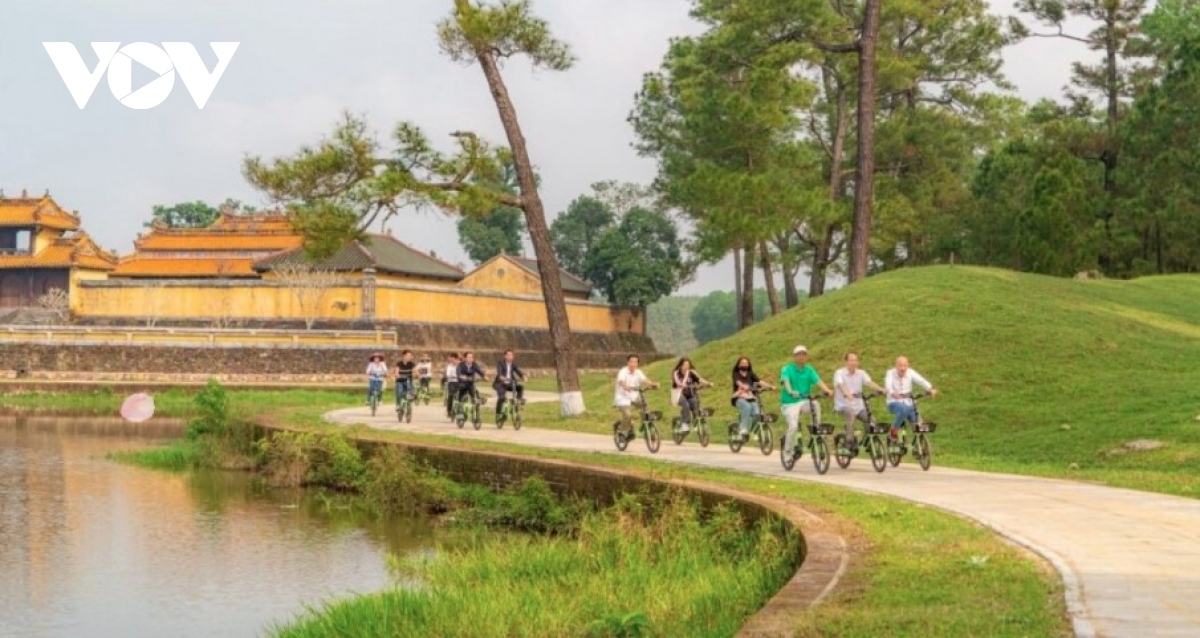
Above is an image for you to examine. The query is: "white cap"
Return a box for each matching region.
[793,345,808,355]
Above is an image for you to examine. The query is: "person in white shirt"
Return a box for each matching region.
[443,353,460,418]
[884,356,938,439]
[833,352,885,450]
[365,353,388,405]
[415,355,434,393]
[614,354,659,435]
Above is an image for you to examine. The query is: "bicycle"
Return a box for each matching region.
[367,376,384,417]
[727,386,776,455]
[454,386,486,431]
[833,392,890,473]
[416,380,433,405]
[612,388,662,454]
[670,381,713,447]
[495,381,524,431]
[885,392,937,471]
[395,385,414,424]
[780,393,835,474]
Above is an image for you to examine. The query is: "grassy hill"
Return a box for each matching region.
[531,266,1200,497]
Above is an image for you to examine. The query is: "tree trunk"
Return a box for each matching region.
[739,244,755,329]
[848,0,882,283]
[775,233,800,308]
[474,49,583,415]
[759,241,781,315]
[733,247,744,327]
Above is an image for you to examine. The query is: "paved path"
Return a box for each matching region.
[329,392,1200,638]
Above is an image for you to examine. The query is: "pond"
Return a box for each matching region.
[0,415,436,638]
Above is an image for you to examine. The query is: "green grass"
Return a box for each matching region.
[0,387,358,418]
[108,441,204,471]
[273,493,797,638]
[525,266,1200,497]
[311,424,1070,638]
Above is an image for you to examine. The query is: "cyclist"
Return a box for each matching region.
[366,353,387,405]
[493,349,526,422]
[780,345,833,456]
[416,355,434,396]
[614,354,659,437]
[884,356,938,440]
[456,351,487,410]
[394,350,416,409]
[731,356,775,440]
[833,352,885,452]
[443,353,460,418]
[671,357,711,433]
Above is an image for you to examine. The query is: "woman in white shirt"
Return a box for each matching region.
[614,354,659,435]
[884,356,938,438]
[366,353,387,404]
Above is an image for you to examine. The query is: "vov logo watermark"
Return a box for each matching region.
[42,42,239,110]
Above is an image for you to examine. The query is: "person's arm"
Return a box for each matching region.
[514,364,524,381]
[781,369,798,397]
[817,372,833,396]
[617,369,632,392]
[911,370,936,396]
[863,371,884,394]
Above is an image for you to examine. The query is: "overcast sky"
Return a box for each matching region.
[0,0,1093,295]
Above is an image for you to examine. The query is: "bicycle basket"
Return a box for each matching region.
[649,410,664,422]
[914,421,937,433]
[760,413,778,424]
[809,423,835,436]
[699,407,715,418]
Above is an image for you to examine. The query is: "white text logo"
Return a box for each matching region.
[42,42,239,110]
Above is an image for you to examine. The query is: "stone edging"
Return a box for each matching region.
[261,417,852,637]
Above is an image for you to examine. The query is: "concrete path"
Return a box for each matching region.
[328,392,1200,638]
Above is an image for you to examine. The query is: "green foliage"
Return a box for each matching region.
[550,195,614,277]
[186,379,230,440]
[361,446,461,516]
[458,206,525,264]
[646,296,701,355]
[272,493,796,638]
[108,442,203,472]
[147,201,219,229]
[690,289,771,345]
[457,476,583,534]
[437,0,575,71]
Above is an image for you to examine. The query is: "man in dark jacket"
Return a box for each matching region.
[493,349,525,422]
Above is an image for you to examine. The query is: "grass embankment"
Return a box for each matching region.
[526,266,1200,497]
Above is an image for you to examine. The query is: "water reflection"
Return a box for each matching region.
[0,415,436,638]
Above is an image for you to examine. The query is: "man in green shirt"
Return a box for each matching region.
[781,345,833,457]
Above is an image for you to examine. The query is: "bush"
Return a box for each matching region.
[361,446,461,516]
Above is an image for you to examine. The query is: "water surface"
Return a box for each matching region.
[0,415,434,638]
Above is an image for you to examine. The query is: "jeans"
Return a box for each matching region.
[782,401,818,453]
[395,379,414,405]
[367,377,383,402]
[677,393,699,426]
[494,382,525,416]
[735,398,759,435]
[887,402,917,429]
[419,377,431,390]
[836,406,870,439]
[444,381,458,415]
[456,382,478,407]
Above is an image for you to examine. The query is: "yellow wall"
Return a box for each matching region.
[459,256,590,301]
[75,280,644,334]
[33,228,58,254]
[68,269,108,313]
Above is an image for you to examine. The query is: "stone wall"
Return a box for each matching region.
[0,323,663,375]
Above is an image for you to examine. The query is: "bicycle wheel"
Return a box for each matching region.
[396,400,404,423]
[915,434,932,471]
[834,434,853,469]
[513,407,523,431]
[887,435,904,467]
[780,438,797,471]
[811,436,830,475]
[472,406,482,430]
[369,394,377,417]
[645,423,661,454]
[671,418,684,445]
[868,435,887,473]
[613,421,629,451]
[455,409,465,429]
[697,419,710,447]
[727,424,744,453]
[758,425,773,455]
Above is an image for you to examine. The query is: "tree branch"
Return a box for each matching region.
[1028,25,1093,45]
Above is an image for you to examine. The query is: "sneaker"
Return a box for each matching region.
[680,424,691,433]
[888,427,900,441]
[739,430,749,440]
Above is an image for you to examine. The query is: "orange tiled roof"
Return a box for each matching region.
[211,211,294,232]
[134,233,304,251]
[0,196,82,230]
[0,231,117,270]
[110,255,259,278]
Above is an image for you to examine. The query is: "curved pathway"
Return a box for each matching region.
[329,392,1200,638]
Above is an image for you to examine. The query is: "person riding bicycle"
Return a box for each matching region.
[366,353,387,405]
[394,350,417,408]
[493,349,526,421]
[731,356,774,440]
[671,357,711,433]
[443,353,460,418]
[780,345,833,456]
[456,351,487,410]
[833,352,885,452]
[614,354,659,437]
[415,355,434,394]
[885,356,938,440]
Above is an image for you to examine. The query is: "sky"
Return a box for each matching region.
[0,0,1095,295]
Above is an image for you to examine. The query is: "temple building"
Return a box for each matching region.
[0,191,117,309]
[110,211,303,279]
